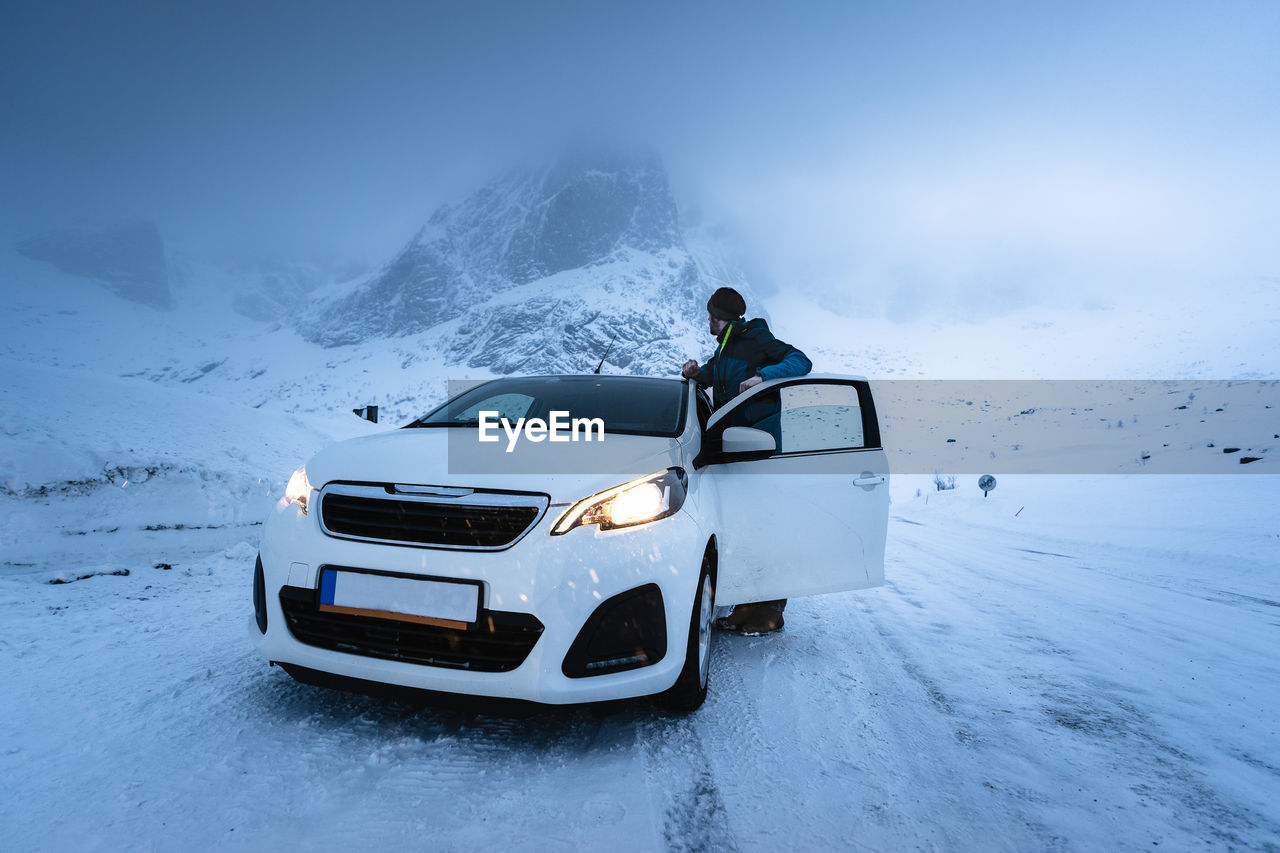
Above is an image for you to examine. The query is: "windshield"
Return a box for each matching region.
[409,376,688,438]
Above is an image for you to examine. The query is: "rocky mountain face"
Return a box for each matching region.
[299,149,755,376]
[16,221,172,309]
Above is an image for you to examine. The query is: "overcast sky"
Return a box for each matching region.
[3,0,1277,316]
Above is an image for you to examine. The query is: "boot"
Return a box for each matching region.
[715,602,785,635]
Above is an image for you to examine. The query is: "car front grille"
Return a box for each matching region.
[279,586,543,673]
[319,485,547,550]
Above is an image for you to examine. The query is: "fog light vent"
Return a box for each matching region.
[253,555,268,634]
[562,584,666,678]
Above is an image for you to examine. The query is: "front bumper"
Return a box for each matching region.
[249,496,707,704]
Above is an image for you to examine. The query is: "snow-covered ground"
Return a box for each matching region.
[2,256,1278,850]
[4,473,1277,850]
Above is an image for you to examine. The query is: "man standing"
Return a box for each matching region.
[681,286,812,635]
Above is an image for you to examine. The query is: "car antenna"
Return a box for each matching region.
[593,332,618,375]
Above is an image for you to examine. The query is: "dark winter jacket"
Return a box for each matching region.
[695,318,812,410]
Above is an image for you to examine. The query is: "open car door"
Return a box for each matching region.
[700,376,889,605]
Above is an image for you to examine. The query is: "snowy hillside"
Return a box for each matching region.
[16,221,173,309]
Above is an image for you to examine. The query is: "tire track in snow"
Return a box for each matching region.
[885,522,1280,849]
[688,602,1061,850]
[636,709,740,853]
[812,591,1071,850]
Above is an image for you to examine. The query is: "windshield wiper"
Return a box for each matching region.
[404,420,480,429]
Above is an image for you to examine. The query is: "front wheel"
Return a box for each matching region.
[656,557,715,711]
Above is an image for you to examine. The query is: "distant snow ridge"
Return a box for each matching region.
[300,148,755,376]
[15,221,172,309]
[232,262,334,323]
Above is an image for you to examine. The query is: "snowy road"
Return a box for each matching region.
[3,476,1278,851]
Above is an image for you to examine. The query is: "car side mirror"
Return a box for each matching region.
[721,426,776,454]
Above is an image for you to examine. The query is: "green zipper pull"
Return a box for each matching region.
[715,322,733,398]
[717,322,733,358]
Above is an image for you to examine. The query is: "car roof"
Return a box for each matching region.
[464,373,870,391]
[493,373,869,382]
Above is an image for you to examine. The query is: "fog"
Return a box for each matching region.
[3,0,1277,317]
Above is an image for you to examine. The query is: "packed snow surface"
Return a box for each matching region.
[2,253,1278,850]
[4,473,1277,850]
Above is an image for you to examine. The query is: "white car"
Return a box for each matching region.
[250,373,889,711]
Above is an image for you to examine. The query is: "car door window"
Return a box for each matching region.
[713,381,868,454]
[779,383,864,452]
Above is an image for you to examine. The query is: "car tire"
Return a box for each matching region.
[656,556,715,712]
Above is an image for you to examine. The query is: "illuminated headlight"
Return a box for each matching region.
[283,466,312,514]
[552,468,687,535]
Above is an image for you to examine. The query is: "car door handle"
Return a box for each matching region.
[853,476,886,486]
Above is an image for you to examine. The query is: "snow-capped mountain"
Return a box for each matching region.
[299,148,756,376]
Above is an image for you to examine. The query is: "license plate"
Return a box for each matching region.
[318,568,480,629]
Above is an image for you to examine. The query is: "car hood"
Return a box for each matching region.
[304,427,685,504]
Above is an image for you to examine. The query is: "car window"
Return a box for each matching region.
[716,382,867,453]
[412,376,687,437]
[456,392,534,423]
[779,383,864,451]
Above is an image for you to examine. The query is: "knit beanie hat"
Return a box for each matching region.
[707,286,746,321]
